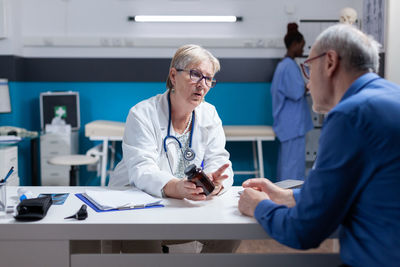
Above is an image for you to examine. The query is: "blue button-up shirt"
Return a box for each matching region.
[255,73,400,266]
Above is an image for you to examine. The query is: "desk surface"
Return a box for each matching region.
[0,187,342,267]
[0,186,268,241]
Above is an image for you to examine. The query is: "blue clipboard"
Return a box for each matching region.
[75,193,164,213]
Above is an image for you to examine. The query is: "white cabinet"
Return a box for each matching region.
[40,131,78,185]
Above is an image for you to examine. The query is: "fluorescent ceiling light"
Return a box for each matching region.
[130,15,242,23]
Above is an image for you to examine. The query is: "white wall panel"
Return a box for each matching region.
[1,0,363,57]
[385,0,400,84]
[21,0,67,36]
[0,0,22,55]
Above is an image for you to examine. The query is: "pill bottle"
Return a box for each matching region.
[184,164,215,196]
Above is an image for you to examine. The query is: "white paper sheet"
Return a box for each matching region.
[83,188,162,210]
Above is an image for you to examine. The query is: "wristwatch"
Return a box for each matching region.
[161,187,166,198]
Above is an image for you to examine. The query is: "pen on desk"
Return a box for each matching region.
[117,204,145,210]
[0,166,14,183]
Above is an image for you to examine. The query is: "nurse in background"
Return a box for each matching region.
[270,23,313,181]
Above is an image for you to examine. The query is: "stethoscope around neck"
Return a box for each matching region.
[163,92,196,172]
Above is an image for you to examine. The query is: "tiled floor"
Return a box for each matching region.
[71,239,340,254]
[236,239,340,254]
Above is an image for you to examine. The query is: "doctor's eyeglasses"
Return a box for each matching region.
[300,52,327,80]
[176,69,217,88]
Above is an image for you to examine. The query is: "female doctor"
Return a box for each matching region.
[109,44,233,200]
[109,44,238,253]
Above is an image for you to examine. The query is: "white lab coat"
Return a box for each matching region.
[109,91,233,197]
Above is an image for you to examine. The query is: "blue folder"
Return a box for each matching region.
[75,193,164,213]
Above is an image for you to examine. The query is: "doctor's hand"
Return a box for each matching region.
[207,163,230,196]
[163,178,207,201]
[242,178,296,207]
[238,188,270,217]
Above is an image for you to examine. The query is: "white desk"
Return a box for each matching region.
[86,122,275,186]
[0,186,340,267]
[223,125,275,178]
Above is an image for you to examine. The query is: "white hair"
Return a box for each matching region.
[314,24,381,73]
[166,44,220,90]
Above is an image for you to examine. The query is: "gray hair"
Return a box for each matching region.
[314,24,381,73]
[166,44,220,90]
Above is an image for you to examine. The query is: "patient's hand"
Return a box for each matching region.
[242,178,296,207]
[238,188,270,217]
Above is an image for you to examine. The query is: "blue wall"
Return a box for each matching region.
[0,81,278,186]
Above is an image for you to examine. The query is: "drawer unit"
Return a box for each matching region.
[40,132,78,185]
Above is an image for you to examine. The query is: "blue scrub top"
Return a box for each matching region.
[271,57,313,141]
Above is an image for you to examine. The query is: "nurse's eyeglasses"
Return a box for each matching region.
[176,69,217,88]
[300,52,327,80]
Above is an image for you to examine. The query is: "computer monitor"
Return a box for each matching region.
[40,91,80,131]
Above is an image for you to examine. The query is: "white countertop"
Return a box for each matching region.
[0,186,268,240]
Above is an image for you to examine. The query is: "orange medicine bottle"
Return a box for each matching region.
[184,164,215,196]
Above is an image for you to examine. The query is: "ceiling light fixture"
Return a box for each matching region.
[128,15,242,23]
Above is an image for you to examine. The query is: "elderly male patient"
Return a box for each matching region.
[238,24,400,267]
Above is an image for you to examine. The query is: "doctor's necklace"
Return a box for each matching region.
[163,92,196,164]
[177,114,195,161]
[175,114,192,136]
